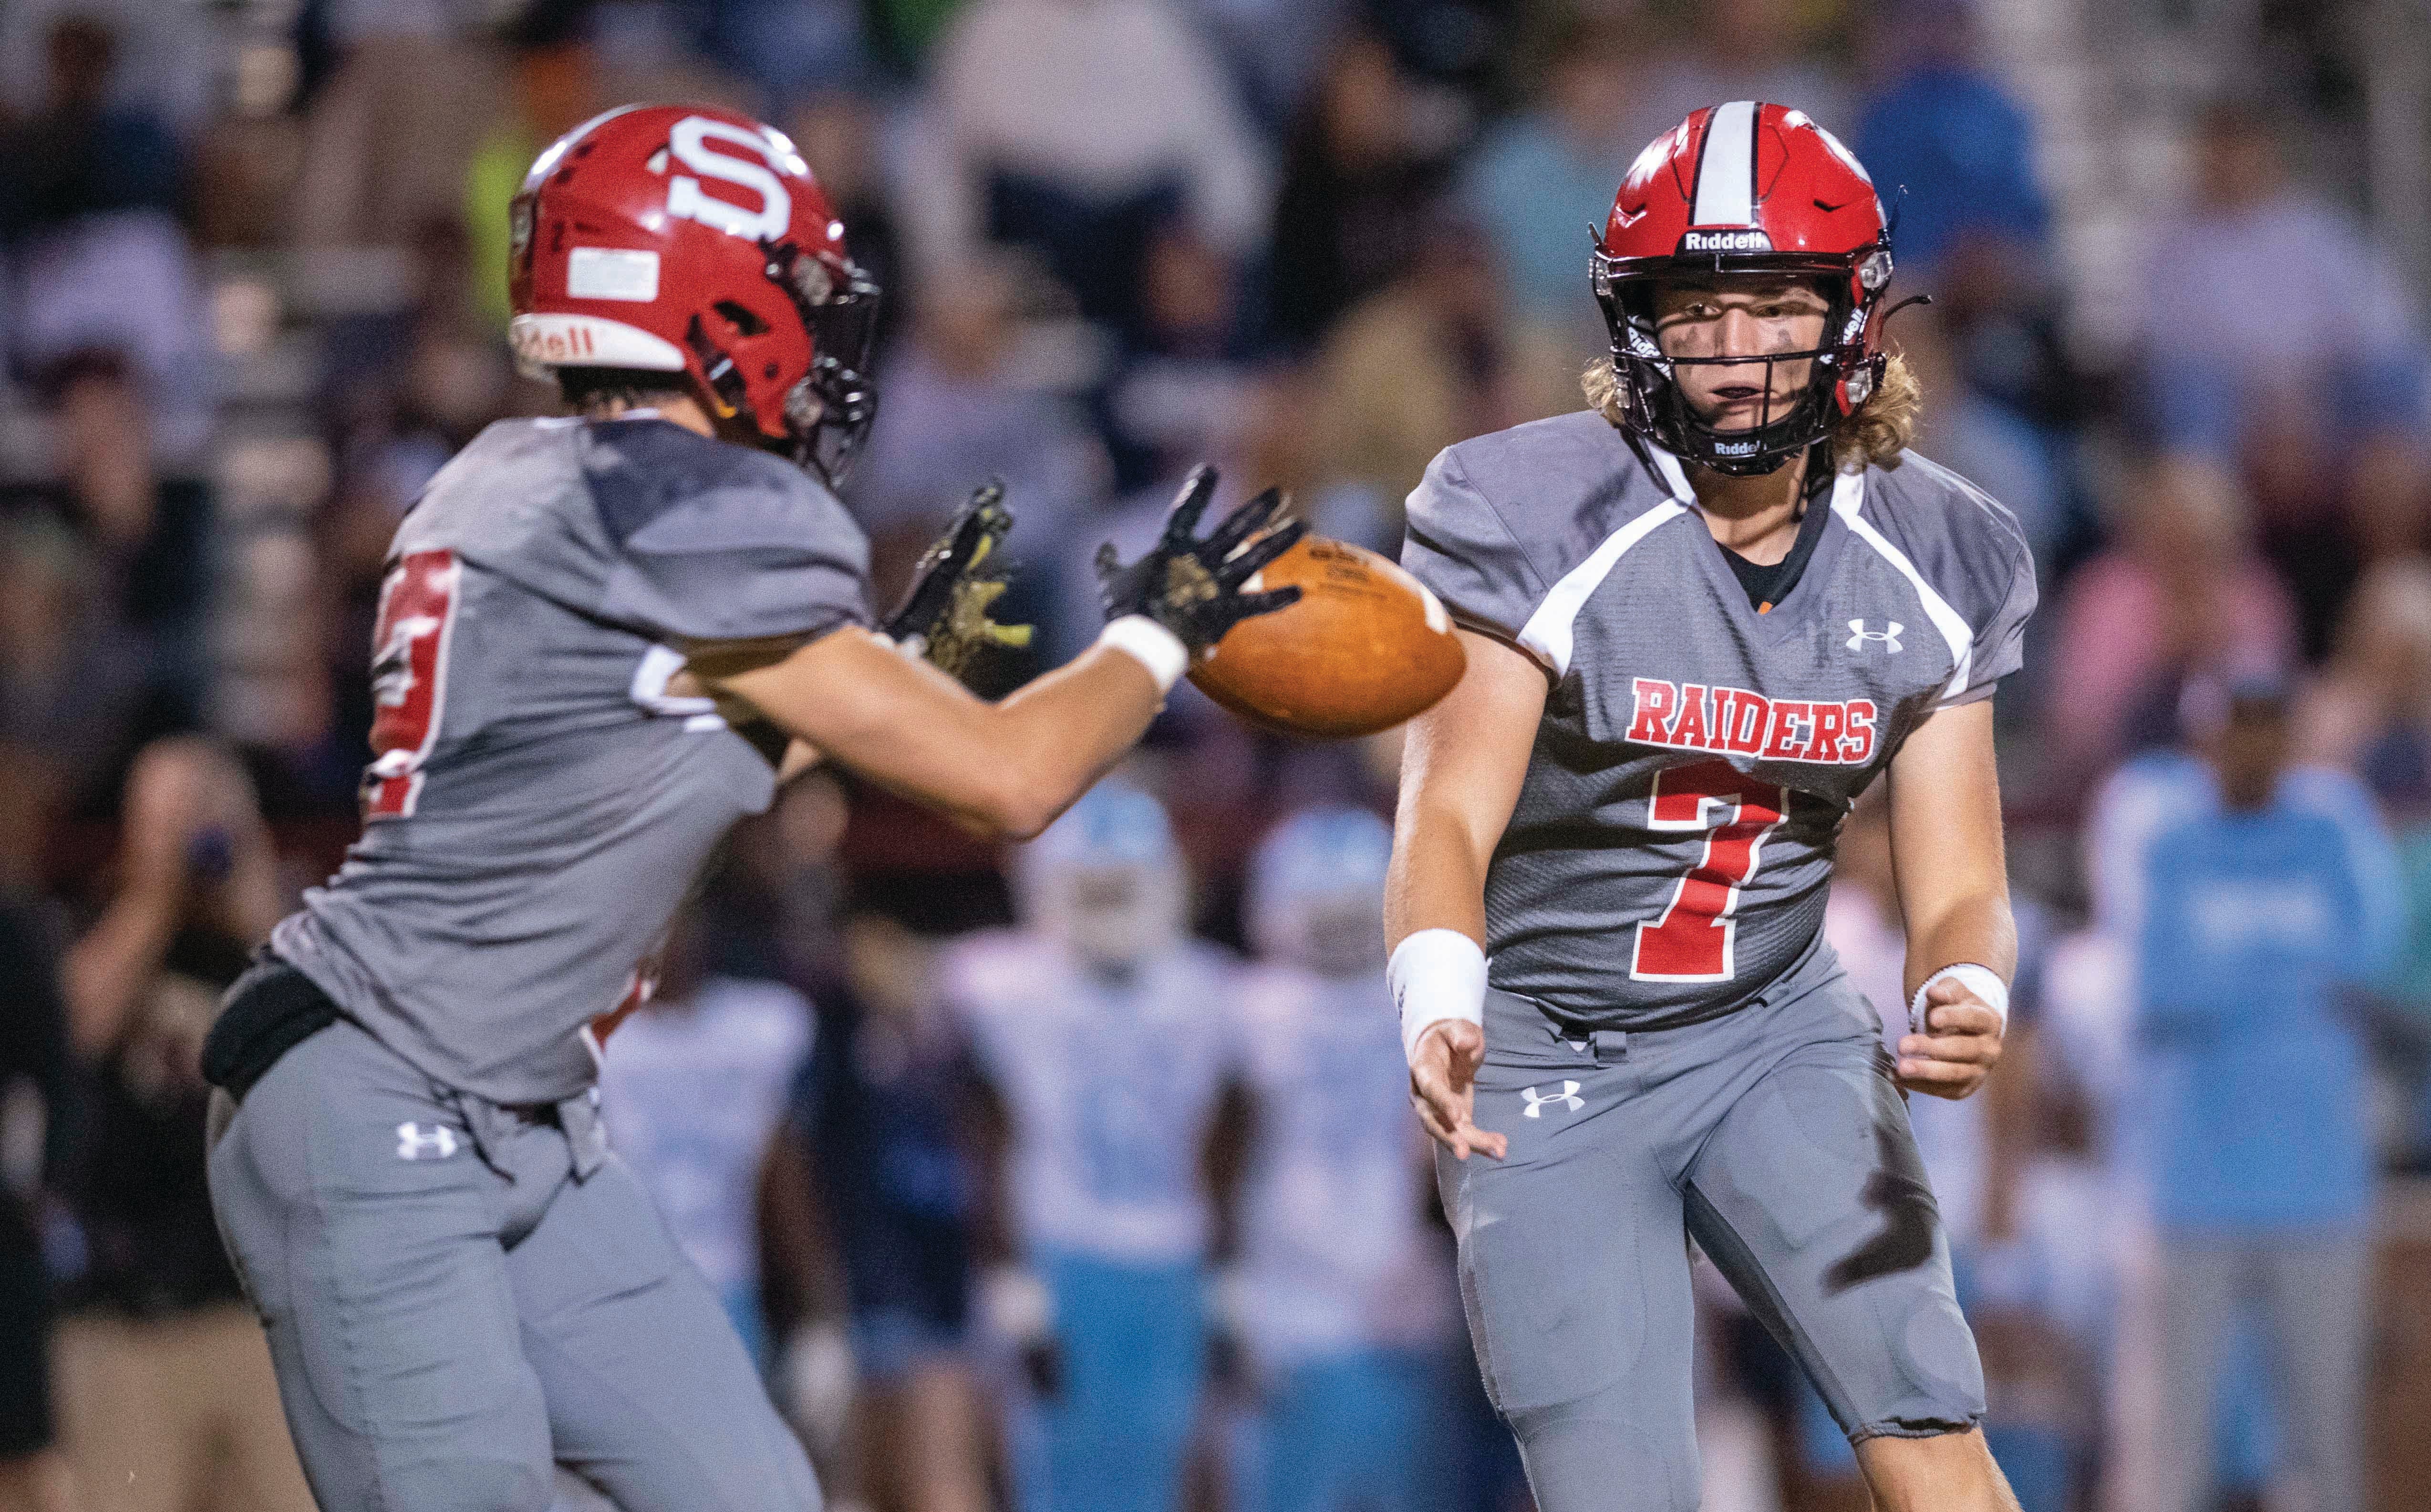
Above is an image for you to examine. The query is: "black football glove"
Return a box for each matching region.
[883,479,1034,684]
[1092,466,1304,655]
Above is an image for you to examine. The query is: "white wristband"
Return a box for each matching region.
[1390,929,1488,1065]
[1097,615,1189,694]
[1910,963,2008,1029]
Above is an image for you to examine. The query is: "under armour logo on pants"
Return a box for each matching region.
[1522,1082,1583,1118]
[396,1122,460,1160]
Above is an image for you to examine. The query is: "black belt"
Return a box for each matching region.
[201,956,342,1100]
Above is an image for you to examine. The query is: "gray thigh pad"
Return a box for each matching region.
[1681,985,1985,1440]
[207,1021,557,1512]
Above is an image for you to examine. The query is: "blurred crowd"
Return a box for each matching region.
[3,0,2431,1511]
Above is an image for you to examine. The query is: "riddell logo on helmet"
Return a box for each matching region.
[1679,229,1773,254]
[511,321,596,363]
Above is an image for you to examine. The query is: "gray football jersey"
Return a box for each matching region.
[272,416,871,1104]
[1401,411,2034,1030]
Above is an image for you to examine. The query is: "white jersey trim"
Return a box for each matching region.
[1517,500,1688,678]
[1646,445,1696,505]
[1829,470,1973,703]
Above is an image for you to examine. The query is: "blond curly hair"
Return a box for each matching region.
[1580,352,1921,474]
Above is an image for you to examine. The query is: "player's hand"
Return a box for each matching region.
[1895,977,2005,1100]
[884,479,1034,684]
[1408,1019,1507,1161]
[1093,465,1305,654]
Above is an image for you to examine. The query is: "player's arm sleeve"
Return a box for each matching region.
[600,469,874,649]
[1399,447,1548,648]
[1940,536,2038,710]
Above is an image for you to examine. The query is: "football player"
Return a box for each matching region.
[197,104,1298,1512]
[1388,103,2035,1512]
[1228,807,1454,1512]
[945,782,1239,1512]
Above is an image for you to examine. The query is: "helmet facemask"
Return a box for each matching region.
[1592,241,1891,477]
[766,241,880,489]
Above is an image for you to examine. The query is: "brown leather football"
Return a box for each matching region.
[1188,536,1467,739]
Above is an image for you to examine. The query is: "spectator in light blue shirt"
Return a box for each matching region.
[2134,673,2404,1512]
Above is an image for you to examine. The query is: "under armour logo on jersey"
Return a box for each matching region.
[1846,620,1904,653]
[1521,1082,1583,1118]
[396,1122,460,1161]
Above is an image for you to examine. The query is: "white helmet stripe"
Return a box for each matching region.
[1690,100,1760,227]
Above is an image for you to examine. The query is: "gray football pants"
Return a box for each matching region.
[2151,1231,2370,1512]
[206,1017,820,1512]
[1438,975,1986,1512]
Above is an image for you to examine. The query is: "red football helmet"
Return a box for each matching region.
[1591,101,1896,476]
[508,103,879,486]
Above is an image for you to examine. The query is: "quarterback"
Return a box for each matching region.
[198,104,1297,1512]
[1388,104,2033,1512]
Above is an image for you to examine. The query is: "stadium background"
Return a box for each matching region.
[3,0,2431,1509]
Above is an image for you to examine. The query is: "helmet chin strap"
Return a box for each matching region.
[1697,443,1797,478]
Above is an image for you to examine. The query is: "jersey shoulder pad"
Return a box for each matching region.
[1402,410,1671,646]
[582,419,872,648]
[392,417,585,559]
[1859,451,2038,706]
[1863,450,2032,556]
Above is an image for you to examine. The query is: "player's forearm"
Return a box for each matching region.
[971,644,1166,837]
[1885,700,2013,1002]
[1898,888,2017,1004]
[1384,802,1491,951]
[1384,642,1538,951]
[1385,797,1501,1058]
[715,626,1162,839]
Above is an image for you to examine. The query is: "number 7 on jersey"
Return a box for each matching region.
[1631,757,1790,982]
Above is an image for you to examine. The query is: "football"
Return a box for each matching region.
[1189,536,1467,739]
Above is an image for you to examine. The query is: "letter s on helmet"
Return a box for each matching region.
[1591,101,1895,477]
[508,103,879,487]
